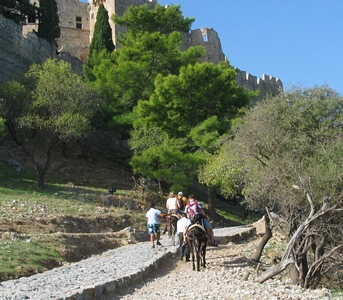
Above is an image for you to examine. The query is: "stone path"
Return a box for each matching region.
[0,226,256,300]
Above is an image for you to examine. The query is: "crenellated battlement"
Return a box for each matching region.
[236,71,283,101]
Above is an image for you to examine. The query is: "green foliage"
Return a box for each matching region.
[199,142,246,197]
[24,59,99,140]
[130,61,252,189]
[130,135,200,191]
[37,0,60,45]
[86,3,254,190]
[201,86,343,211]
[129,126,167,155]
[135,61,252,139]
[0,0,36,25]
[0,117,5,138]
[88,4,115,59]
[0,239,62,277]
[0,59,101,188]
[188,116,220,151]
[113,3,194,36]
[0,80,32,145]
[87,4,204,131]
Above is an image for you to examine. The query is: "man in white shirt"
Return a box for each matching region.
[146,202,166,248]
[177,213,191,261]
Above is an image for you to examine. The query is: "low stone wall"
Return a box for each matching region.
[214,226,256,244]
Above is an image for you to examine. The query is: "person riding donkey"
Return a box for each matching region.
[177,191,187,212]
[163,191,181,234]
[185,194,217,246]
[166,191,183,214]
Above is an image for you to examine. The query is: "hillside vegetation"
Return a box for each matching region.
[0,145,257,281]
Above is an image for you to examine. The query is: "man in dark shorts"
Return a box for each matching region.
[146,202,165,248]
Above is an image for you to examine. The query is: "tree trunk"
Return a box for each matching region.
[256,258,295,283]
[252,211,272,262]
[32,143,54,189]
[256,194,339,285]
[304,235,327,289]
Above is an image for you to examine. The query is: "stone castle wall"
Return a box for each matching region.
[56,0,90,62]
[236,71,283,102]
[23,0,90,62]
[0,14,83,84]
[0,14,54,83]
[2,0,283,100]
[181,28,226,64]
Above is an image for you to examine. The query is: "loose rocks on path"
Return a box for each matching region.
[112,238,332,300]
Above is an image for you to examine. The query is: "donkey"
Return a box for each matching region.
[164,213,179,246]
[186,223,208,271]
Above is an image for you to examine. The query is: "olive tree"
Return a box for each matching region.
[200,86,343,288]
[0,59,101,189]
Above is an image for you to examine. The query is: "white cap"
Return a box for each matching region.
[178,192,183,196]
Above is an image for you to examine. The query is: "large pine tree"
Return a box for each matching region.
[88,4,115,58]
[37,0,60,45]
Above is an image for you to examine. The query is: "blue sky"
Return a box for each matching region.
[82,0,343,95]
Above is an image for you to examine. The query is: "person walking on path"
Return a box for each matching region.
[177,212,191,261]
[146,202,166,248]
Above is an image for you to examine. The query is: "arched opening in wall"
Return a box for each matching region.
[203,35,208,42]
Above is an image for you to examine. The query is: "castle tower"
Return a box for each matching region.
[181,28,226,64]
[23,0,157,62]
[56,0,90,62]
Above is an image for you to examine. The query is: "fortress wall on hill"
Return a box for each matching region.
[0,14,83,84]
[1,0,283,102]
[180,27,283,100]
[236,71,283,101]
[0,14,54,83]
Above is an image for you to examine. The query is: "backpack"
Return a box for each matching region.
[187,201,201,218]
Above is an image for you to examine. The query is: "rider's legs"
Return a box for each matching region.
[178,232,184,260]
[203,219,215,245]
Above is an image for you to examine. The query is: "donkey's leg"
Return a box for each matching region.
[191,240,196,271]
[202,243,206,268]
[172,223,176,246]
[195,239,201,271]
